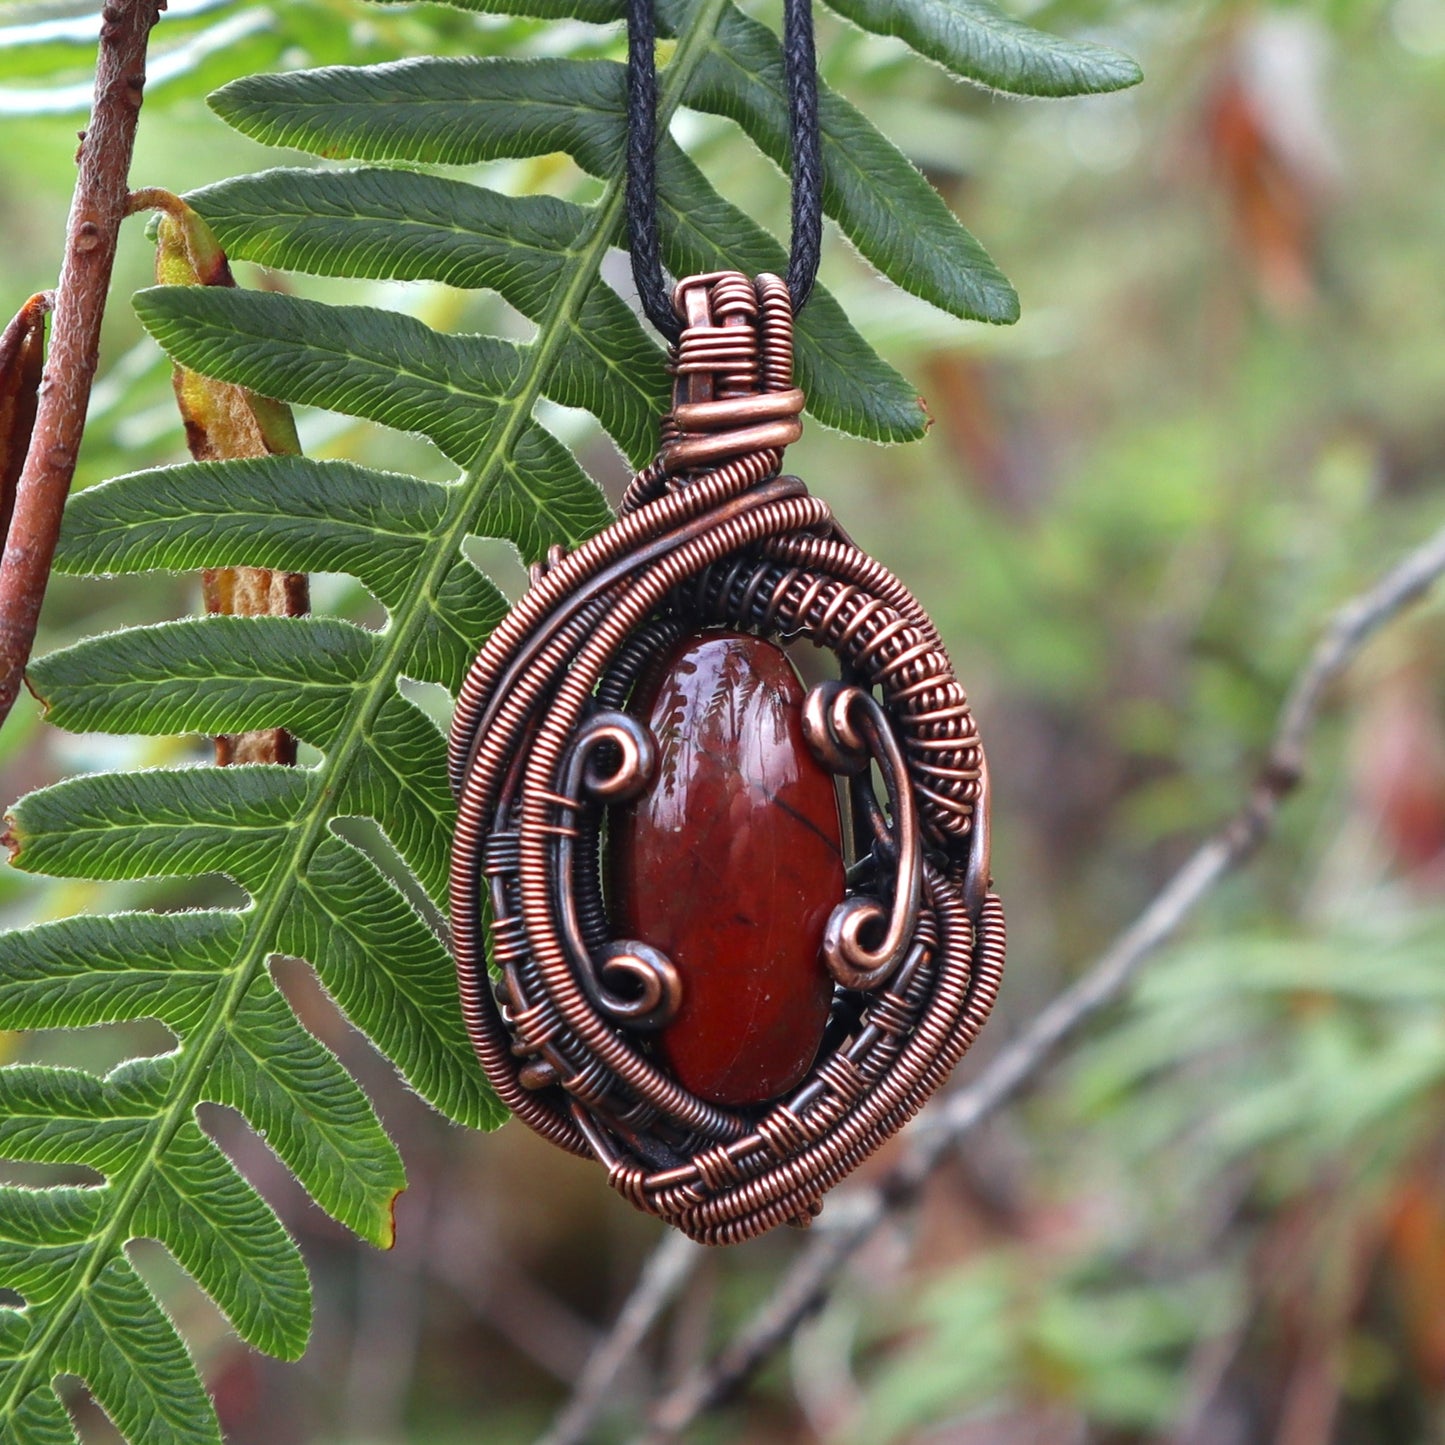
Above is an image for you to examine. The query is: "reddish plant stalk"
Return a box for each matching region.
[128,186,309,766]
[0,292,53,548]
[0,0,166,727]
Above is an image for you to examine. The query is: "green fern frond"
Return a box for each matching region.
[0,0,1139,1437]
[820,0,1143,98]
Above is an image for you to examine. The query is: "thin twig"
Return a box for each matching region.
[535,1231,702,1445]
[626,520,1445,1437]
[0,0,165,727]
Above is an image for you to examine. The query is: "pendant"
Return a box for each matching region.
[448,271,1004,1244]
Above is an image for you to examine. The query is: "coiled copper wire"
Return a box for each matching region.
[449,272,1005,1242]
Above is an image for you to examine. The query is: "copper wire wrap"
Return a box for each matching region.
[448,272,1005,1244]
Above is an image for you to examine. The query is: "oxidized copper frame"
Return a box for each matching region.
[448,271,1005,1245]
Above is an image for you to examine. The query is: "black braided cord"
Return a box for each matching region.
[626,0,824,342]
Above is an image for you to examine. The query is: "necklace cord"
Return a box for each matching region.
[625,0,824,343]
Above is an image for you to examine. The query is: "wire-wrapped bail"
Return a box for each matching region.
[448,271,1004,1244]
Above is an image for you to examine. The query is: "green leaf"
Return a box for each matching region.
[822,0,1142,98]
[58,1258,219,1445]
[187,169,669,466]
[409,556,510,693]
[212,975,405,1246]
[2,1366,81,1445]
[476,417,614,563]
[136,282,660,471]
[207,42,1013,329]
[0,911,247,1036]
[29,616,379,746]
[366,0,626,23]
[0,1066,156,1175]
[54,456,452,611]
[281,835,504,1129]
[192,167,587,306]
[6,766,314,895]
[335,693,456,902]
[682,0,1017,325]
[0,1188,103,1307]
[132,1124,311,1359]
[0,914,406,1248]
[135,286,516,468]
[208,56,627,171]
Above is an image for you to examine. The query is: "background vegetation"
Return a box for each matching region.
[2,0,1445,1439]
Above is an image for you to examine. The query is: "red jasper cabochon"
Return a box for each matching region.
[611,631,846,1107]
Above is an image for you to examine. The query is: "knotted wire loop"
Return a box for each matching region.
[448,272,1003,1242]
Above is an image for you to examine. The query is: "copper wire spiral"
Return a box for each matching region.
[448,272,1005,1243]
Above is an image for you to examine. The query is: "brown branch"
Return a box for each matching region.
[540,520,1445,1445]
[0,0,166,728]
[534,1232,702,1445]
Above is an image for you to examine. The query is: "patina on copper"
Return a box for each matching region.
[448,270,1005,1244]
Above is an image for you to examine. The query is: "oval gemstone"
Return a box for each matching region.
[610,631,845,1106]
